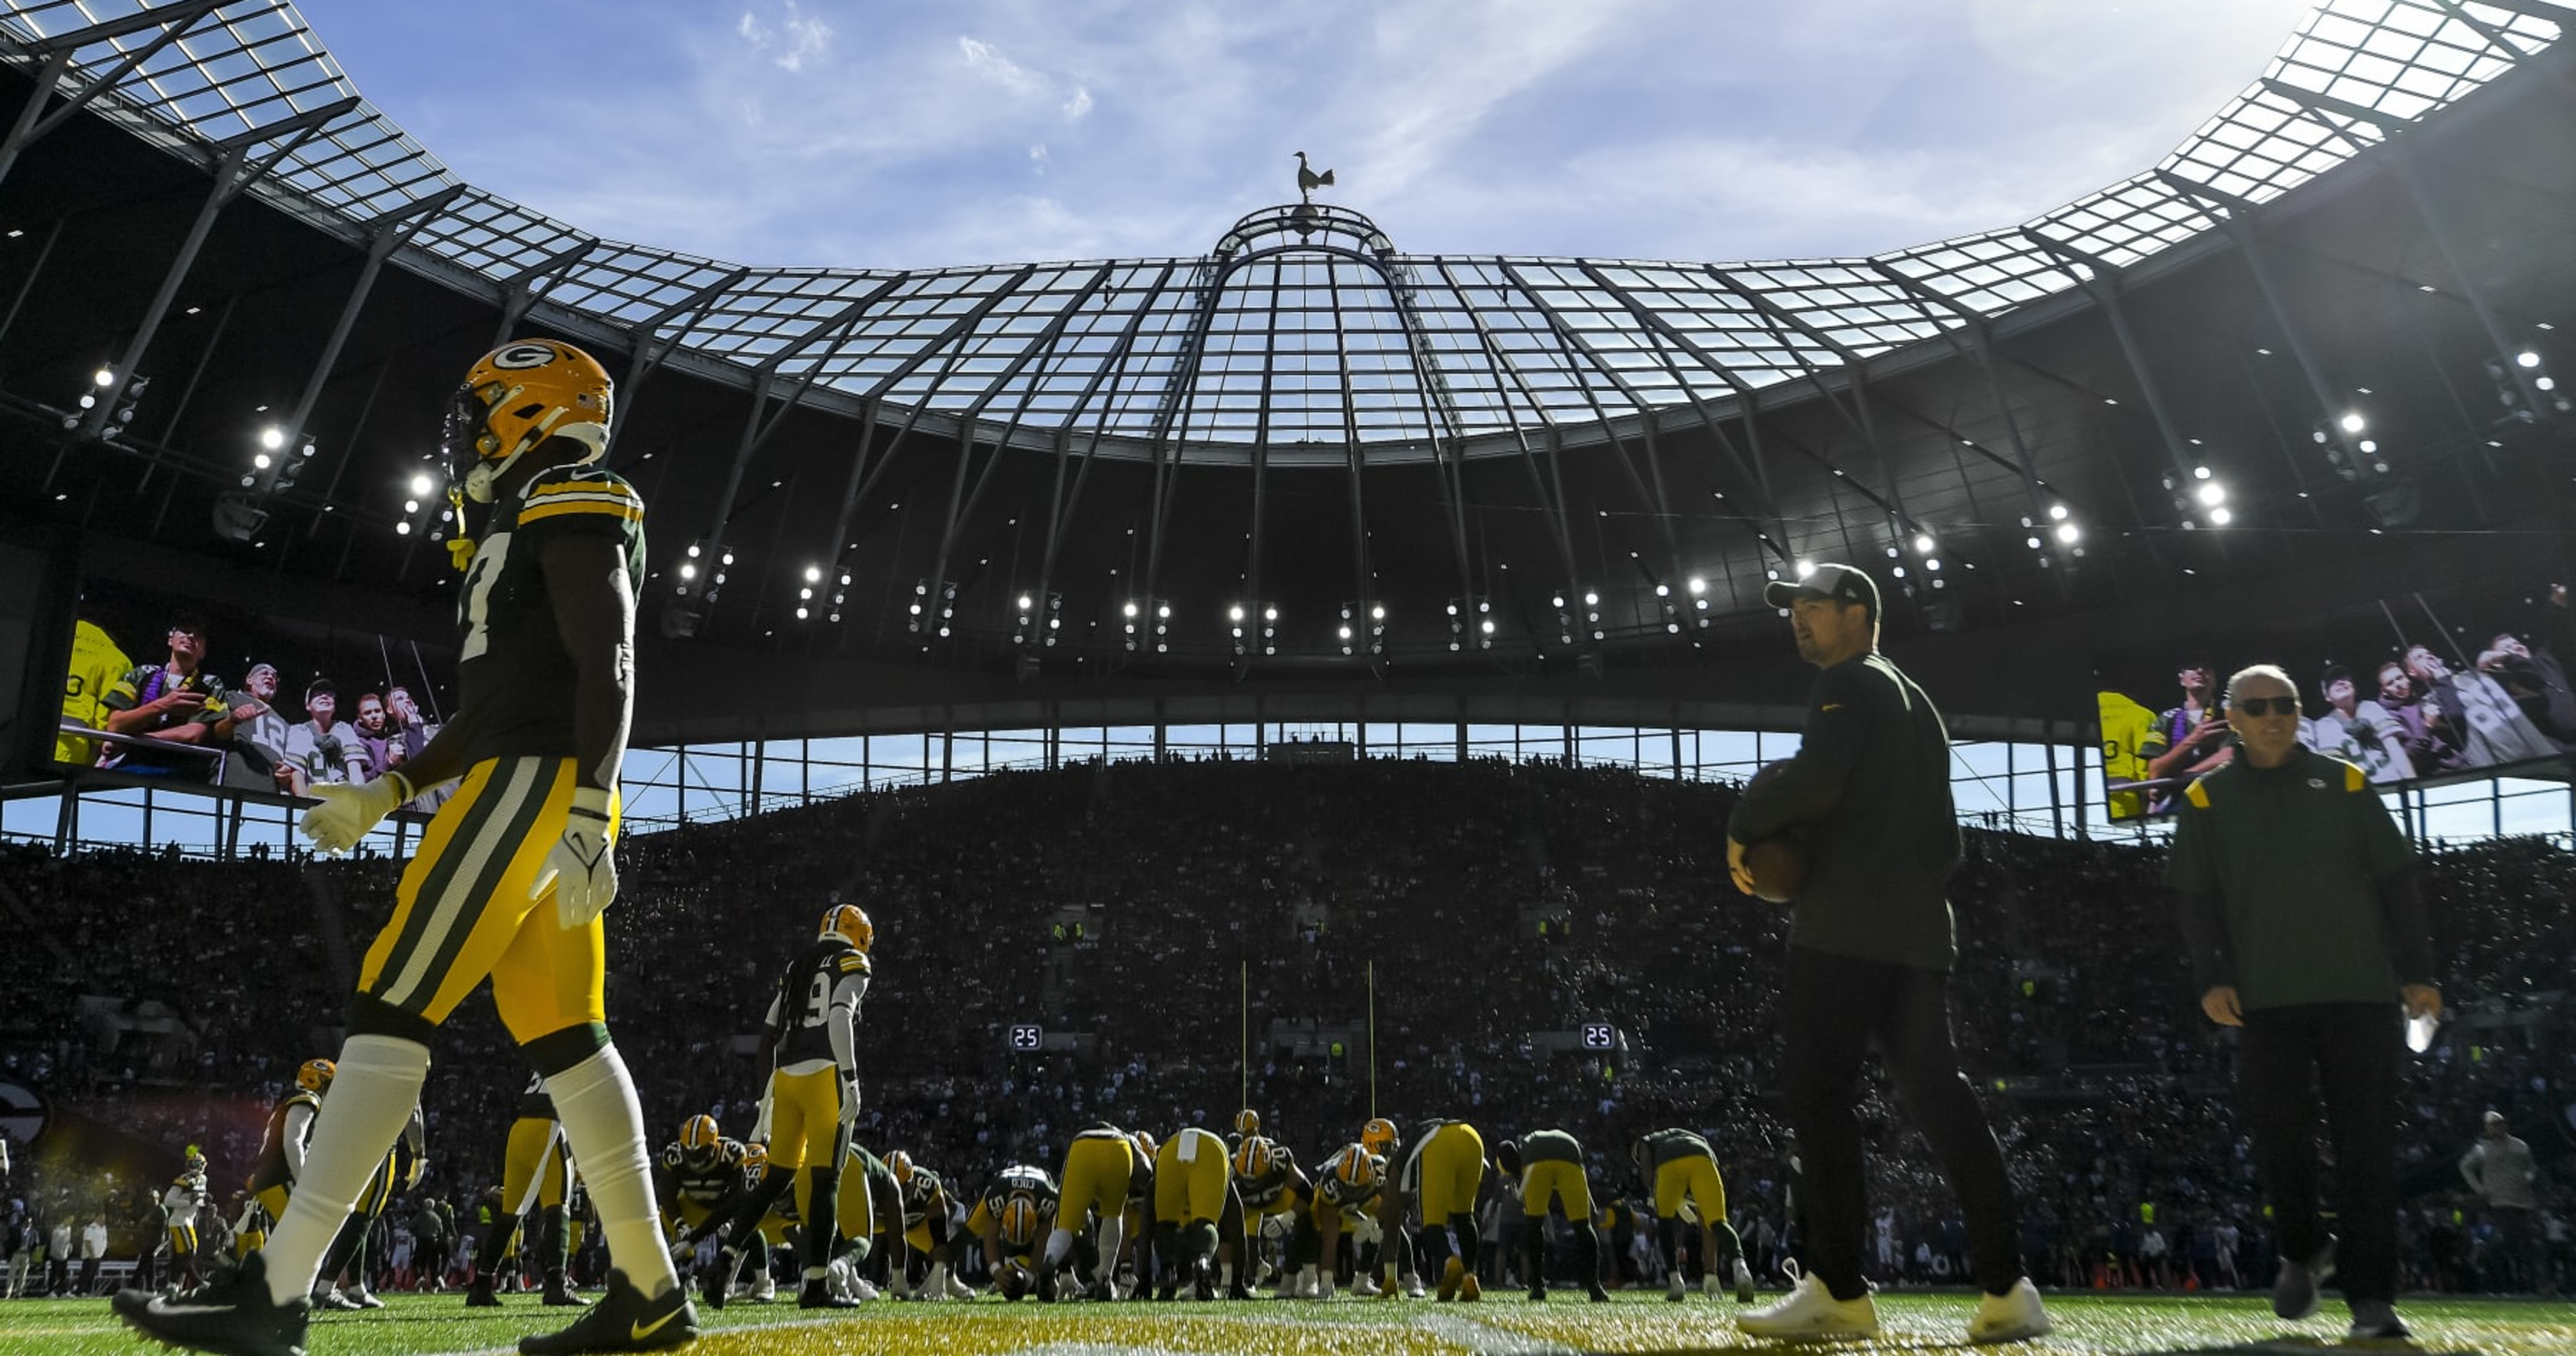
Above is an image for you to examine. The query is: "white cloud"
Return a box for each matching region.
[1028,142,1049,176]
[1062,85,1093,121]
[738,1,831,73]
[959,36,1045,95]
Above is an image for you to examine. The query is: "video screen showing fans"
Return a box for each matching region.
[2097,581,2575,820]
[58,576,457,810]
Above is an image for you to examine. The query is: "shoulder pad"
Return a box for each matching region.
[838,951,871,975]
[659,1144,681,1168]
[517,467,643,527]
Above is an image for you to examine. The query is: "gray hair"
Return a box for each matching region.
[2224,663,2298,709]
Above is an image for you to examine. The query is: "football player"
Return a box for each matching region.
[243,1060,333,1248]
[117,339,691,1356]
[1230,1136,1310,1299]
[163,1148,212,1294]
[656,1115,763,1307]
[967,1163,1060,1297]
[1152,1126,1246,1302]
[1035,1122,1135,1302]
[469,1074,579,1308]
[1513,1130,1611,1304]
[1632,1128,1755,1303]
[884,1151,973,1300]
[1298,1149,1380,1309]
[1376,1117,1485,1301]
[715,903,870,1310]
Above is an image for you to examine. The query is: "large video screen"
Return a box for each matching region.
[2098,583,2574,820]
[59,578,456,807]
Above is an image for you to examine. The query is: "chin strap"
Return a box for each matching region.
[446,485,477,572]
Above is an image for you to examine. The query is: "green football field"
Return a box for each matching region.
[6,1290,2572,1355]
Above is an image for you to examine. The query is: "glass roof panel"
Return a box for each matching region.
[1,0,2554,452]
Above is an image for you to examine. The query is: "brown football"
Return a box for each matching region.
[1745,836,1807,904]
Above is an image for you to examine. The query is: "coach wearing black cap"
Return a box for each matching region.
[1727,563,2047,1343]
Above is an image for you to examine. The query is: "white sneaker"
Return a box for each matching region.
[1403,1273,1426,1299]
[1668,1273,1688,1302]
[1737,1270,1880,1340]
[1967,1277,2052,1344]
[1352,1273,1380,1297]
[847,1277,879,1302]
[944,1270,975,1300]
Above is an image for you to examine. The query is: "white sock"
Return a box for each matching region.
[262,1036,430,1305]
[1041,1226,1073,1270]
[546,1043,680,1299]
[1094,1216,1125,1285]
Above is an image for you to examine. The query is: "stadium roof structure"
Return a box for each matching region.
[0,0,2572,745]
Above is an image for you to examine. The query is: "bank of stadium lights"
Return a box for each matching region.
[1224,601,1279,657]
[1122,598,1170,653]
[793,563,847,623]
[1013,591,1060,646]
[1447,597,1497,651]
[1335,601,1385,656]
[674,541,729,599]
[2483,346,2572,424]
[911,578,958,637]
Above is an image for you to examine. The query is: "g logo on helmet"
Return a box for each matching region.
[490,342,559,371]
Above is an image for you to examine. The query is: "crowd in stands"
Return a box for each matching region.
[2,757,2570,1298]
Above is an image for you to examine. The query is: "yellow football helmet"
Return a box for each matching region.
[1359,1117,1398,1156]
[681,1114,720,1156]
[741,1140,769,1176]
[1334,1144,1379,1191]
[443,338,613,504]
[821,902,874,953]
[1232,1136,1275,1181]
[296,1058,336,1094]
[1233,1108,1261,1137]
[1000,1195,1043,1249]
[887,1150,915,1184]
[1129,1130,1159,1164]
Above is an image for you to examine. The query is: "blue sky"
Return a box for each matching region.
[316,0,2314,271]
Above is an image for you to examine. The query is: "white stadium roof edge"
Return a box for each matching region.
[1,0,2567,466]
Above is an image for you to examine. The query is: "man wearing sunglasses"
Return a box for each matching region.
[2166,664,2440,1341]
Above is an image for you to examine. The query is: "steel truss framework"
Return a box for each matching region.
[1,0,2563,468]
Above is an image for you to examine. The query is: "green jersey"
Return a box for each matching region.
[454,465,645,765]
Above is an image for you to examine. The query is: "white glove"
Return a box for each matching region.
[534,785,617,927]
[750,1094,774,1146]
[839,1071,862,1126]
[299,772,412,854]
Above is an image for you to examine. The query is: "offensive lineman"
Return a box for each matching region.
[715,903,872,1309]
[470,1074,580,1307]
[1632,1128,1755,1304]
[118,338,689,1356]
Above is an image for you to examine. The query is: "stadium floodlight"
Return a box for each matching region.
[1337,624,1352,640]
[1228,603,1245,622]
[2196,481,2226,506]
[93,367,115,386]
[2517,350,2541,368]
[801,564,820,583]
[1582,591,1600,607]
[1653,583,1670,597]
[2193,464,2212,479]
[1794,560,1815,578]
[1550,595,1566,609]
[253,453,273,470]
[1912,533,1935,555]
[402,498,417,514]
[1925,557,1942,572]
[395,521,411,536]
[2055,522,2080,544]
[2339,412,2366,434]
[260,425,286,451]
[2047,503,2069,521]
[1018,595,1033,611]
[2026,536,2042,550]
[1687,576,1706,595]
[679,563,697,580]
[1123,601,1140,618]
[686,543,701,557]
[1369,604,1385,621]
[1263,606,1278,622]
[1481,618,1495,634]
[409,473,434,496]
[2209,506,2234,526]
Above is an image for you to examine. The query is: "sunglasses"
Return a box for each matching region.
[2234,696,2299,717]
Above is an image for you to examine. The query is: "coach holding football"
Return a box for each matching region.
[1725,563,2049,1344]
[2168,662,2438,1342]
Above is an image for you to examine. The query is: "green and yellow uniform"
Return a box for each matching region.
[1518,1129,1594,1221]
[246,1088,322,1224]
[1638,1128,1727,1224]
[1154,1129,1230,1226]
[350,464,643,1047]
[1054,1125,1134,1237]
[2097,691,2158,820]
[59,620,131,765]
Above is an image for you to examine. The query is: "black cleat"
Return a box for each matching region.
[466,1274,502,1308]
[113,1249,311,1356]
[1528,1284,1548,1302]
[798,1279,856,1310]
[1191,1258,1216,1302]
[542,1282,590,1308]
[1586,1283,1612,1303]
[519,1270,699,1355]
[1034,1264,1059,1304]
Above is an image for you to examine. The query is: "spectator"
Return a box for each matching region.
[2460,1111,2546,1294]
